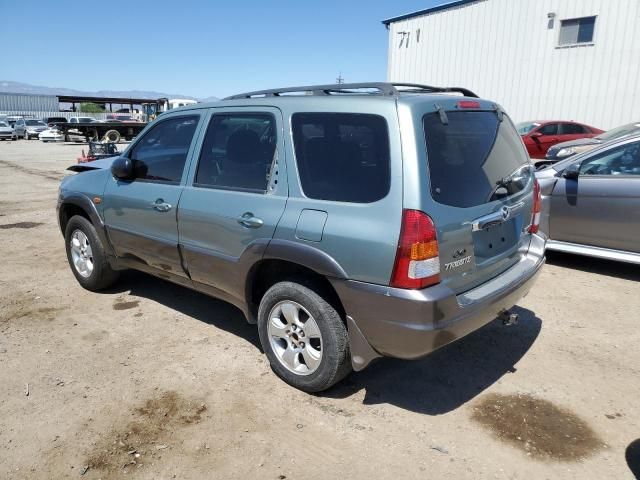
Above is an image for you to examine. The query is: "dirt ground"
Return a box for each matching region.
[0,139,638,480]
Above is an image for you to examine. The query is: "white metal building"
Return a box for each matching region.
[383,0,640,129]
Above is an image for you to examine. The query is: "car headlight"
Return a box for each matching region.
[556,147,576,158]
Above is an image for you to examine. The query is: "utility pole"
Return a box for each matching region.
[336,73,344,84]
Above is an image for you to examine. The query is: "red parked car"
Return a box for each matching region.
[516,120,604,159]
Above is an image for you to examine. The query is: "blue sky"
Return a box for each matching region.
[3,1,441,98]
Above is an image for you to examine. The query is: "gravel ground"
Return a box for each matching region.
[0,139,638,480]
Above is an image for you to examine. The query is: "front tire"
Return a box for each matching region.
[258,281,351,392]
[64,215,119,291]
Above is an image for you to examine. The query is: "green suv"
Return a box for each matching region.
[57,83,545,392]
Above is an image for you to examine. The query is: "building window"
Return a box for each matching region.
[559,16,596,46]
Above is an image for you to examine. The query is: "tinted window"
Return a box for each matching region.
[129,115,199,183]
[559,16,596,45]
[423,111,531,208]
[561,123,588,134]
[292,113,390,203]
[579,141,640,176]
[538,123,559,135]
[195,113,276,191]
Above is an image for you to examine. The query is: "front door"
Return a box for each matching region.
[531,122,560,157]
[550,139,640,252]
[103,114,202,276]
[178,108,287,299]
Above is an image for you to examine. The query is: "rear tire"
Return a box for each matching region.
[257,280,351,392]
[64,215,119,291]
[103,130,121,143]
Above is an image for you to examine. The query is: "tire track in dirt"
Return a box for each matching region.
[0,160,64,182]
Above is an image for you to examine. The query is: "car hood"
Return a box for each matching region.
[0,127,13,132]
[549,137,601,151]
[66,156,118,172]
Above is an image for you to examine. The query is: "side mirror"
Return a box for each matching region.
[530,132,543,138]
[563,163,580,180]
[111,156,134,180]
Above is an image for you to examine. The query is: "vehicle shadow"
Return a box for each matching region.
[105,271,541,416]
[627,439,640,479]
[546,251,640,282]
[323,306,542,415]
[106,270,261,350]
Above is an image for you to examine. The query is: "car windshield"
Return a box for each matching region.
[515,122,540,135]
[26,120,46,126]
[596,122,640,141]
[78,118,94,123]
[0,122,8,127]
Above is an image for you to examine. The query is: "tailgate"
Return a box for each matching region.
[419,105,535,294]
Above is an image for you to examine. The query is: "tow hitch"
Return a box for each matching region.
[499,310,519,326]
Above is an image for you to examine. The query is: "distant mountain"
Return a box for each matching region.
[0,80,211,101]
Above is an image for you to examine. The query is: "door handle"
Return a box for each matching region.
[237,212,263,228]
[151,199,172,212]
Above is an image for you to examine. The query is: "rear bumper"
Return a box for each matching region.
[332,235,545,368]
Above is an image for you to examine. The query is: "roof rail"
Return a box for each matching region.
[224,82,478,100]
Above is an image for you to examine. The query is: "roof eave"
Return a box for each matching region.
[381,0,479,25]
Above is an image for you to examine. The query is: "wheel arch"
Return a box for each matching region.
[58,194,114,256]
[244,240,348,324]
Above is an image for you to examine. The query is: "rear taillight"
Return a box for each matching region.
[528,179,541,234]
[390,210,440,289]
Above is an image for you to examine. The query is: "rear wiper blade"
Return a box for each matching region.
[488,165,533,201]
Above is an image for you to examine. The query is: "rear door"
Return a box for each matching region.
[413,103,535,293]
[549,139,640,252]
[178,107,287,297]
[559,122,590,143]
[103,114,202,276]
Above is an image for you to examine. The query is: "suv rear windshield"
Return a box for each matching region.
[423,111,531,208]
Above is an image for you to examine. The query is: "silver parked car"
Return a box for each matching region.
[0,121,17,141]
[57,82,545,392]
[23,119,48,139]
[536,134,640,264]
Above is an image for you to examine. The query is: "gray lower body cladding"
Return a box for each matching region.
[332,244,545,364]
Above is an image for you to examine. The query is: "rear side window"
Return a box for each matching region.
[195,113,276,192]
[560,123,588,134]
[129,115,199,183]
[423,111,531,208]
[292,113,390,203]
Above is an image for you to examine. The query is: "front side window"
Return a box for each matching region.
[129,115,199,183]
[559,16,596,46]
[195,113,276,191]
[579,141,640,176]
[292,113,390,203]
[538,123,559,135]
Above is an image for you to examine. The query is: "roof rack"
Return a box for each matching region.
[224,82,478,100]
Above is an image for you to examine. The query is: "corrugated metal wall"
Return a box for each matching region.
[0,93,58,112]
[386,0,640,129]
